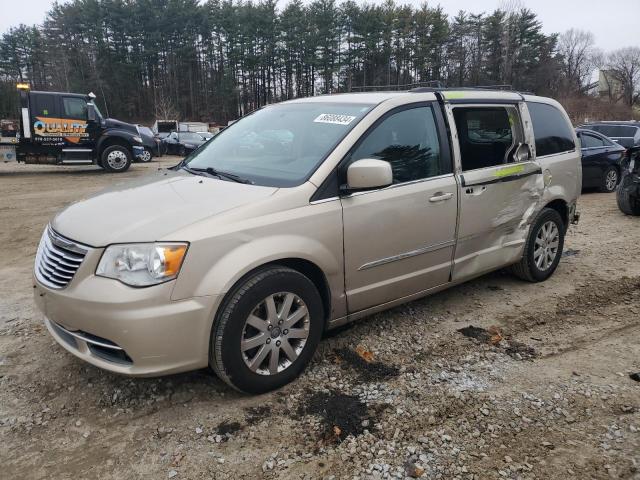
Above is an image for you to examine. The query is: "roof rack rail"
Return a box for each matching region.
[350,81,444,92]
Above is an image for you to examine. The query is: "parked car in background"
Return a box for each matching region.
[576,128,626,192]
[137,126,163,162]
[580,122,640,149]
[163,131,210,156]
[34,89,581,393]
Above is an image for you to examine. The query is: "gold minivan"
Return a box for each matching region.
[34,89,581,393]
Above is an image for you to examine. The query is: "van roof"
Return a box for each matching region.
[283,89,554,106]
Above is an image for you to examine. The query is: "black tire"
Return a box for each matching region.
[210,266,324,394]
[510,208,565,282]
[616,177,640,216]
[178,145,186,156]
[599,166,619,193]
[101,145,132,173]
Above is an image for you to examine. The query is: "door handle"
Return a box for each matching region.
[429,192,454,203]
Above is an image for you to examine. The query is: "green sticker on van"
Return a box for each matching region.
[444,91,466,99]
[494,164,524,178]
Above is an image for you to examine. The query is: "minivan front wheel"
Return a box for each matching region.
[510,208,565,282]
[210,267,324,393]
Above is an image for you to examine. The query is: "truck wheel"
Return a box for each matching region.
[210,266,324,394]
[510,208,565,282]
[101,145,132,173]
[599,166,619,193]
[178,145,186,156]
[616,178,640,216]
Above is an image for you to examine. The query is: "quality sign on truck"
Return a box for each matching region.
[33,117,88,143]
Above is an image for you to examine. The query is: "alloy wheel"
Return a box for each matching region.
[533,220,559,271]
[240,292,310,376]
[605,169,618,192]
[140,149,152,162]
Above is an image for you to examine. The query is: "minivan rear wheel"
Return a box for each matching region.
[210,266,324,393]
[510,208,565,282]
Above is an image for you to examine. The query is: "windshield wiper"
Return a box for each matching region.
[181,165,253,184]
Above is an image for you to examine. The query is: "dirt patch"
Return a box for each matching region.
[298,390,371,442]
[216,420,241,436]
[244,405,271,425]
[458,325,536,360]
[504,340,536,360]
[333,347,400,382]
[458,325,493,342]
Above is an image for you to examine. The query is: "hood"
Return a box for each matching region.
[104,118,139,134]
[52,169,278,246]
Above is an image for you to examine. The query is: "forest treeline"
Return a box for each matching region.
[0,0,637,123]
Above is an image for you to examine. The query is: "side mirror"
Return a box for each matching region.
[344,158,393,191]
[87,103,96,122]
[514,143,532,162]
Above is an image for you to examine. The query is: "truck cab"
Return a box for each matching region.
[16,85,145,172]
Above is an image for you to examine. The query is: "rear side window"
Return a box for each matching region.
[453,106,524,171]
[580,133,605,148]
[590,125,638,138]
[527,102,575,157]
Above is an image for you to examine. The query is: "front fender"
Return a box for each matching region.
[97,130,139,154]
[172,234,342,300]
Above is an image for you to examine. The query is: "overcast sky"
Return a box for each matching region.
[1,0,638,52]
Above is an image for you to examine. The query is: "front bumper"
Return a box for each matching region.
[34,270,220,377]
[132,145,146,160]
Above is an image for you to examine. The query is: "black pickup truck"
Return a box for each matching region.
[11,85,145,172]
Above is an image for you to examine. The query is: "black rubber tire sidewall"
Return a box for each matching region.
[600,166,619,193]
[616,177,640,216]
[179,146,186,156]
[210,267,324,394]
[523,208,565,282]
[101,145,132,173]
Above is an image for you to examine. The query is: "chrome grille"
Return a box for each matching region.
[35,226,88,289]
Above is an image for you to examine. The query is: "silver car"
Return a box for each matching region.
[34,89,581,393]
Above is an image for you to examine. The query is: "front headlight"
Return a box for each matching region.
[96,243,188,287]
[184,143,195,148]
[132,135,143,143]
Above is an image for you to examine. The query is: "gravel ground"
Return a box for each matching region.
[1,157,639,479]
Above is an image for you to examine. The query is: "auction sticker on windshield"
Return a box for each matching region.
[314,113,356,125]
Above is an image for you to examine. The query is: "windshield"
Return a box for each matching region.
[185,102,374,187]
[590,125,638,137]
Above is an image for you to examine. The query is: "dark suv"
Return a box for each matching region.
[580,122,640,149]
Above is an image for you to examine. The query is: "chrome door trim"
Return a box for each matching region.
[358,239,455,271]
[342,173,456,199]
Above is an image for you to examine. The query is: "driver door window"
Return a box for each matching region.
[62,97,88,119]
[348,106,447,183]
